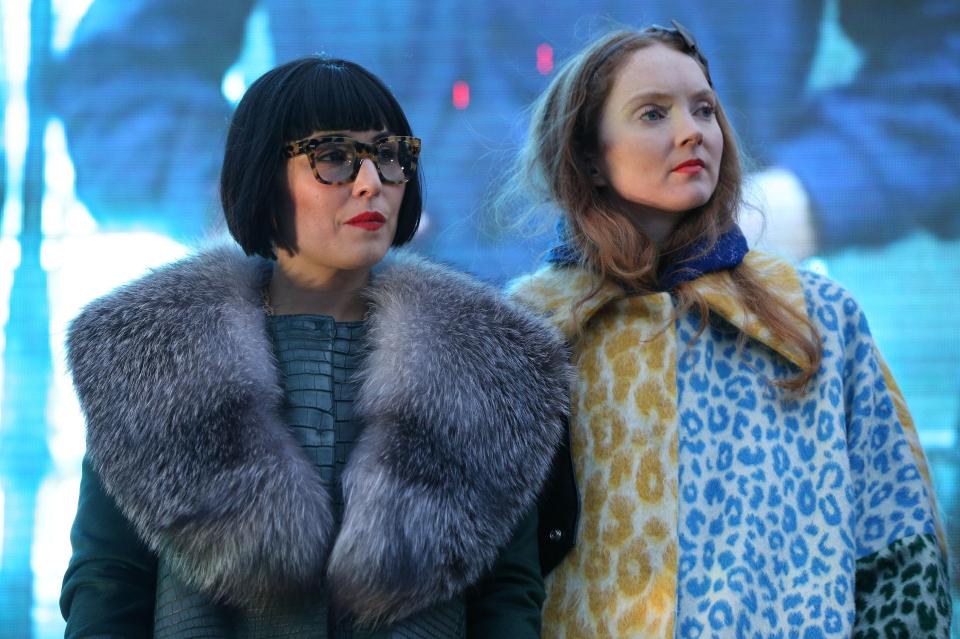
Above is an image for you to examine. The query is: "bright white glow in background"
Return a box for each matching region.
[51,0,93,53]
[1,3,188,634]
[221,6,274,106]
[1,0,28,240]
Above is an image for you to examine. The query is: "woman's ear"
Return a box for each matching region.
[588,160,607,187]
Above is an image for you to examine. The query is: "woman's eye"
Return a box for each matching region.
[696,104,717,118]
[378,147,399,163]
[315,147,351,163]
[638,108,665,121]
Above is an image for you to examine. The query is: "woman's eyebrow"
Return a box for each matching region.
[625,88,717,105]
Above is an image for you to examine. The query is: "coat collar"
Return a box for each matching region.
[67,244,571,627]
[509,250,808,368]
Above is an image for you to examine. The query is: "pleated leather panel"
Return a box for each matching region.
[269,315,367,531]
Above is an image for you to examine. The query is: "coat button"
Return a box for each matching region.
[548,528,563,542]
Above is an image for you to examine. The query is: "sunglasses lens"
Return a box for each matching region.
[312,142,357,183]
[376,139,415,183]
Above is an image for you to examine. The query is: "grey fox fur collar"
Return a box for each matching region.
[67,245,570,627]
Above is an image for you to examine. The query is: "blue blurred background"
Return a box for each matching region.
[0,1,958,636]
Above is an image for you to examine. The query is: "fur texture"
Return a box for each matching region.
[67,245,571,627]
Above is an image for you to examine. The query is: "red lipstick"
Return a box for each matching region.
[672,159,705,174]
[345,210,386,231]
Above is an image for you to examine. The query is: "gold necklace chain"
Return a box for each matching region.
[260,287,274,316]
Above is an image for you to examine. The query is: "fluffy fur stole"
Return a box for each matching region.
[67,245,571,627]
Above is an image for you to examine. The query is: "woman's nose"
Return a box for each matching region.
[676,115,705,147]
[352,158,383,197]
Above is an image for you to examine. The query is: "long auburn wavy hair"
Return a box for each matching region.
[516,28,821,390]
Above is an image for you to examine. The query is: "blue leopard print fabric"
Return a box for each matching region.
[675,270,948,639]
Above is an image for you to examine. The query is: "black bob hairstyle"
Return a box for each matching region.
[220,56,422,258]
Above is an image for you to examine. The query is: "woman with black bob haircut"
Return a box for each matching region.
[60,56,571,638]
[220,57,422,259]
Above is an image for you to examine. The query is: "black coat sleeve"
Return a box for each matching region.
[465,507,544,638]
[60,457,158,638]
[537,420,578,576]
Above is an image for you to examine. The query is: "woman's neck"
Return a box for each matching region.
[608,194,687,246]
[267,261,370,321]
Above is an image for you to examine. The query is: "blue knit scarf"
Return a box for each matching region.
[545,220,748,291]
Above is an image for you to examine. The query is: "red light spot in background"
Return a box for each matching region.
[536,43,554,75]
[452,81,470,109]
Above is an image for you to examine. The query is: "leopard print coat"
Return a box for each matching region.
[511,251,950,639]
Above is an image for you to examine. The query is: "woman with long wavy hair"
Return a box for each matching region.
[510,24,949,638]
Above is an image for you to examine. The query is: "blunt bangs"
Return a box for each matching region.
[279,60,413,142]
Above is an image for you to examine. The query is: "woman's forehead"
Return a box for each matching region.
[610,45,712,101]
